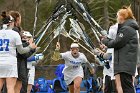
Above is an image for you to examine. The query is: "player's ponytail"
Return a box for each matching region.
[0,11,15,29]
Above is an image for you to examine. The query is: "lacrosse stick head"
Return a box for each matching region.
[53,28,59,38]
[78,21,85,30]
[69,28,81,39]
[60,28,69,37]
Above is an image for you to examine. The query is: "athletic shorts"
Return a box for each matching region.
[104,75,116,93]
[68,81,74,86]
[17,61,28,81]
[119,72,135,93]
[28,66,35,85]
[0,64,18,78]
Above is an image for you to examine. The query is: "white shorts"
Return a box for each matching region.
[135,67,138,77]
[0,64,18,78]
[64,68,84,85]
[28,66,35,85]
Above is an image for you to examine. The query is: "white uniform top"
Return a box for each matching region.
[135,30,139,76]
[0,29,22,65]
[61,51,87,85]
[103,23,118,83]
[27,62,35,85]
[107,23,118,39]
[27,62,33,69]
[103,48,115,82]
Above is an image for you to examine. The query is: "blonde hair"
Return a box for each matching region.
[117,6,135,20]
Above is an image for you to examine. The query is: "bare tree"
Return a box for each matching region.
[132,0,140,26]
[103,0,109,30]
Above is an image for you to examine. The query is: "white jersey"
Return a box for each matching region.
[27,62,33,69]
[103,23,118,82]
[103,48,115,81]
[61,51,87,85]
[107,23,118,39]
[27,62,35,85]
[0,29,22,65]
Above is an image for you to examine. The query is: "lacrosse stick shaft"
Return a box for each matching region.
[39,29,55,46]
[70,6,102,43]
[69,18,96,49]
[82,13,102,43]
[35,5,66,38]
[57,12,71,42]
[75,19,97,48]
[35,20,49,38]
[73,0,108,43]
[42,38,54,54]
[33,0,39,37]
[74,0,103,31]
[40,13,68,53]
[36,21,53,45]
[91,27,101,43]
[30,29,55,58]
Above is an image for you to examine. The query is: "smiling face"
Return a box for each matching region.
[70,47,79,58]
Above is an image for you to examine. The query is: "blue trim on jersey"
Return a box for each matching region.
[109,56,112,61]
[0,39,10,51]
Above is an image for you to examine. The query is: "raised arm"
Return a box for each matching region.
[92,48,112,60]
[16,40,36,55]
[85,61,95,75]
[52,42,61,61]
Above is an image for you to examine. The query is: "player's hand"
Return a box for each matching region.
[99,43,107,51]
[90,69,95,75]
[56,42,60,50]
[100,35,107,41]
[28,38,34,44]
[29,42,37,49]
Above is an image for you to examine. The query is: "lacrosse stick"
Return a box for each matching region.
[73,0,107,36]
[34,5,66,45]
[69,18,111,69]
[42,19,67,54]
[31,11,70,58]
[33,0,40,37]
[39,12,71,47]
[60,30,96,57]
[69,18,96,49]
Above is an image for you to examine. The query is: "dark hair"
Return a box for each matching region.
[1,11,14,24]
[1,11,6,18]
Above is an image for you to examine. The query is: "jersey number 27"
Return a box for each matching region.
[0,39,10,51]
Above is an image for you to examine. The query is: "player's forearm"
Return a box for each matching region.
[92,48,112,60]
[86,61,94,73]
[16,44,31,54]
